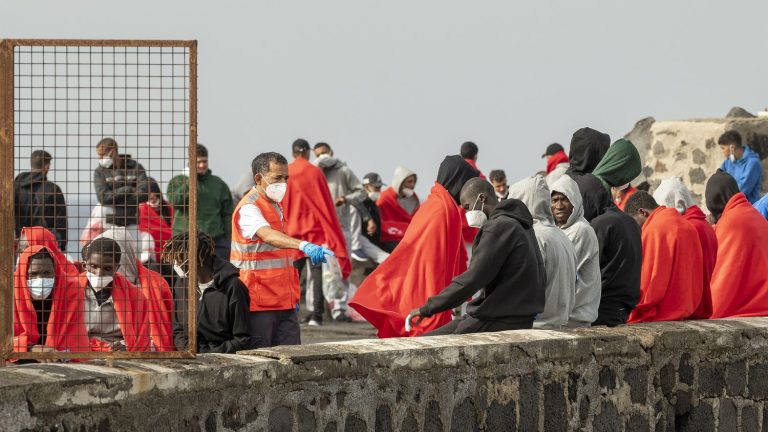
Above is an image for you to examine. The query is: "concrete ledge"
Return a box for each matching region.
[2,318,768,431]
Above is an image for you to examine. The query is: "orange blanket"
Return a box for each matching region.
[377,188,418,243]
[683,205,718,319]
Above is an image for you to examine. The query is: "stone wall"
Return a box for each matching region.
[626,116,768,203]
[3,318,768,431]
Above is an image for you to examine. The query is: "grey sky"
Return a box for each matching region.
[4,1,768,197]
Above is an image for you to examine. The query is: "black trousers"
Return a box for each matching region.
[593,307,629,327]
[295,258,324,319]
[424,315,533,336]
[249,310,301,348]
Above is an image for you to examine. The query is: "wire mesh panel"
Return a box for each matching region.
[0,39,198,362]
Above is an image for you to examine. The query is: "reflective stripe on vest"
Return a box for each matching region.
[230,258,290,271]
[230,240,280,254]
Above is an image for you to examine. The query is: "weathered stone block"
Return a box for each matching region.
[424,400,443,432]
[324,421,338,432]
[660,363,676,399]
[679,353,695,386]
[269,406,293,432]
[599,367,616,391]
[624,366,649,404]
[719,400,737,432]
[544,382,567,431]
[741,404,759,432]
[626,412,650,432]
[592,400,621,432]
[298,407,316,432]
[374,405,392,432]
[699,363,726,397]
[676,401,715,432]
[692,148,708,165]
[400,412,418,432]
[486,400,516,432]
[726,360,747,396]
[519,374,539,431]
[345,414,367,432]
[749,363,768,399]
[450,398,478,432]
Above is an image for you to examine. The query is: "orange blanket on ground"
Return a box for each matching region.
[376,188,418,243]
[710,193,768,318]
[283,157,351,278]
[683,205,718,319]
[628,207,703,323]
[349,182,467,337]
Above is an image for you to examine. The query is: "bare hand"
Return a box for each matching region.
[334,197,347,206]
[366,219,377,236]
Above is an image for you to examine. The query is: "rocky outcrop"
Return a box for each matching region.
[626,117,768,203]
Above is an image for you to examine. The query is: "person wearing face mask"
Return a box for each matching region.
[705,170,768,318]
[350,155,478,337]
[718,130,762,204]
[488,170,509,200]
[346,173,389,264]
[282,140,351,327]
[406,178,545,335]
[611,182,638,211]
[163,232,254,352]
[232,152,336,347]
[13,246,90,357]
[80,237,151,352]
[508,175,578,329]
[376,166,420,252]
[167,144,234,261]
[18,226,79,278]
[623,192,704,323]
[14,150,68,251]
[139,177,174,264]
[93,138,149,247]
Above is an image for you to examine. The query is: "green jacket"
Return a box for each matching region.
[167,170,233,239]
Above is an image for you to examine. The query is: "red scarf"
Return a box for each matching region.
[546,150,570,174]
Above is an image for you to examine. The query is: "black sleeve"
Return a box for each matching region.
[52,184,68,250]
[207,281,253,353]
[171,279,190,351]
[419,222,513,317]
[349,199,372,222]
[94,168,138,207]
[135,163,150,204]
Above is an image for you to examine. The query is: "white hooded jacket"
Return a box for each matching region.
[508,175,577,329]
[653,177,694,215]
[390,165,419,215]
[550,175,601,327]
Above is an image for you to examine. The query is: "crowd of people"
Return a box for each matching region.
[10,127,768,358]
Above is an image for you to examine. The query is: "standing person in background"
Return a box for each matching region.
[565,127,610,180]
[376,167,420,252]
[93,138,148,250]
[14,150,68,251]
[508,175,577,329]
[543,143,570,187]
[488,170,509,200]
[232,152,335,347]
[611,183,638,211]
[313,142,364,321]
[138,177,174,264]
[167,144,234,261]
[460,141,486,179]
[283,140,351,327]
[718,130,762,203]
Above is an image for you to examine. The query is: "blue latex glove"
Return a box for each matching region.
[301,242,335,266]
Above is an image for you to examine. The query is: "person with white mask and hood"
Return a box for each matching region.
[550,176,601,327]
[376,166,420,252]
[508,175,578,329]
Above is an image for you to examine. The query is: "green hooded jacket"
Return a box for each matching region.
[166,170,233,239]
[591,139,642,192]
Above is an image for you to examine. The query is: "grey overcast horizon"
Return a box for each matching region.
[3,1,768,198]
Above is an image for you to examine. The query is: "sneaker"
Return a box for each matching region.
[350,249,368,262]
[333,313,353,323]
[308,319,322,327]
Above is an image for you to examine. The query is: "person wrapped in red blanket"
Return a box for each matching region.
[706,170,768,318]
[623,192,703,323]
[350,155,478,337]
[18,226,80,277]
[138,177,174,263]
[376,165,420,252]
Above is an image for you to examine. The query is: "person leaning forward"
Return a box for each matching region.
[231,152,336,348]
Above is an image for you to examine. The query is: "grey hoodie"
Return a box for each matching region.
[550,176,601,327]
[390,165,419,215]
[508,175,577,329]
[653,177,694,215]
[316,155,365,231]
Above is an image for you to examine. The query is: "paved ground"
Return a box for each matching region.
[299,321,378,345]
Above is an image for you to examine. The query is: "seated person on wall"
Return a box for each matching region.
[13,246,90,357]
[407,179,546,335]
[164,232,254,353]
[80,237,151,352]
[623,192,704,323]
[718,130,762,204]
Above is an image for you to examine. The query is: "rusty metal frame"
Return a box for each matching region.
[0,39,198,362]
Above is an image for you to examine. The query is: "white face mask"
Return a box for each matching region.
[495,191,507,200]
[27,278,55,300]
[465,195,488,228]
[98,156,113,169]
[86,272,113,291]
[401,188,415,198]
[368,191,381,201]
[173,260,189,278]
[729,147,736,163]
[265,181,287,203]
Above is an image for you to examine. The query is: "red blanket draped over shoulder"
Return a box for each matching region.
[138,265,175,351]
[683,205,718,319]
[80,273,152,352]
[350,182,468,337]
[13,245,90,353]
[628,207,703,323]
[20,227,80,278]
[283,157,351,278]
[138,202,174,263]
[376,188,419,243]
[710,193,768,318]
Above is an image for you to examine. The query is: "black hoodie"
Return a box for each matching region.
[420,199,546,323]
[566,127,611,177]
[705,170,741,221]
[436,155,481,204]
[575,174,641,321]
[13,171,68,249]
[173,256,253,353]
